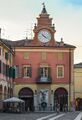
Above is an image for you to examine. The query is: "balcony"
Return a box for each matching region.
[36,76,52,84]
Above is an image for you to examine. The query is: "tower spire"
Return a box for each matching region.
[41,2,47,14]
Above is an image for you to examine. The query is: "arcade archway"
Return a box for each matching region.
[18,87,34,111]
[76,98,82,111]
[54,87,68,111]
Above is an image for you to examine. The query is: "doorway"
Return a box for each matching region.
[54,87,68,111]
[18,87,34,111]
[76,98,82,111]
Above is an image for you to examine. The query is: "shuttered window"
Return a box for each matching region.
[5,52,9,60]
[14,65,19,78]
[23,65,32,78]
[9,67,15,78]
[39,67,51,78]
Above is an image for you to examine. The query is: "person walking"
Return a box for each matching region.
[56,103,60,113]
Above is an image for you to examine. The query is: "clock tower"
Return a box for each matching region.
[33,3,56,46]
[11,3,76,112]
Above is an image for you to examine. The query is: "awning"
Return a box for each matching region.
[3,97,24,103]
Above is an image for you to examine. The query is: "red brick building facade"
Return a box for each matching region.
[2,4,76,111]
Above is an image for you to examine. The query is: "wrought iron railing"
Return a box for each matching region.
[36,76,52,84]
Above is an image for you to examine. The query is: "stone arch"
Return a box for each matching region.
[76,97,82,111]
[18,87,34,97]
[54,87,68,111]
[18,87,34,111]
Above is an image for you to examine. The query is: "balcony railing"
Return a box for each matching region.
[36,76,52,84]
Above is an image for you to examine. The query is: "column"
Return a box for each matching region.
[2,86,4,100]
[51,90,54,111]
[34,90,38,111]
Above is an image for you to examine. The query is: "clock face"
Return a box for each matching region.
[38,29,51,43]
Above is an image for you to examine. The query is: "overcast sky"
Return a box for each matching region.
[0,0,82,63]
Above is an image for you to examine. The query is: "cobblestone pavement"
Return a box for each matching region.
[0,112,80,120]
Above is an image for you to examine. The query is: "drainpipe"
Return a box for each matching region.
[69,50,75,111]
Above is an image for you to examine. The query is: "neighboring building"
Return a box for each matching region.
[0,37,14,109]
[74,63,82,111]
[1,4,76,111]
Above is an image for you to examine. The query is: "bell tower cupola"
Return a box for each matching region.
[33,3,56,46]
[41,3,47,14]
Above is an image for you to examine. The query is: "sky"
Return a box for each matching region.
[0,0,82,63]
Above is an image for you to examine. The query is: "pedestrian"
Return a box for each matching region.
[56,103,60,113]
[64,104,68,112]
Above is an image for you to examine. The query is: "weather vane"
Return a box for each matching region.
[42,2,45,7]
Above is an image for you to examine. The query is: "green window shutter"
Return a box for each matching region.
[39,68,43,77]
[9,67,12,78]
[9,67,15,78]
[48,67,51,77]
[12,67,15,79]
[48,67,51,81]
[29,67,32,77]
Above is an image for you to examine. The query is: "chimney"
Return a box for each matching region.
[60,37,64,46]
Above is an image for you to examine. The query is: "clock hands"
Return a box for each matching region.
[42,34,48,39]
[38,29,51,43]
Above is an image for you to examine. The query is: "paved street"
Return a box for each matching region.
[0,112,80,120]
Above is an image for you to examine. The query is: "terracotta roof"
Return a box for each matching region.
[74,63,82,68]
[0,38,76,49]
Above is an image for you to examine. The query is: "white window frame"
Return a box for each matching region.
[23,65,31,78]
